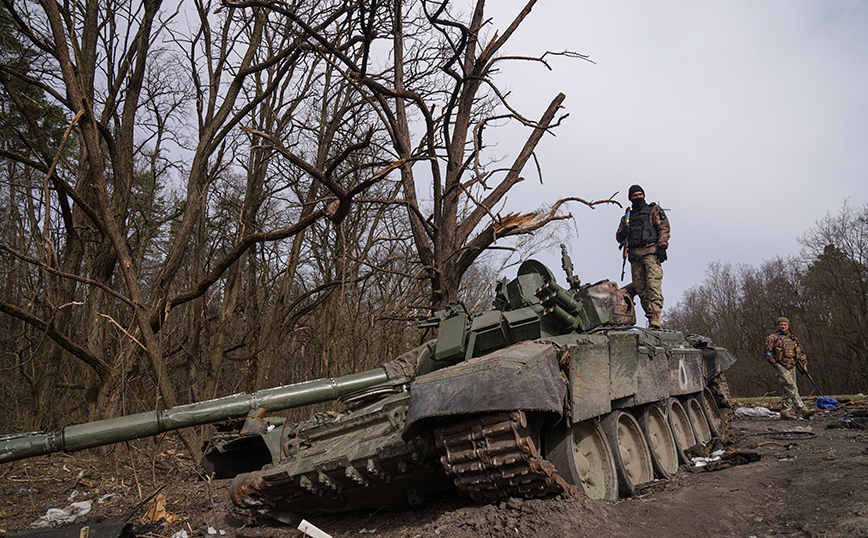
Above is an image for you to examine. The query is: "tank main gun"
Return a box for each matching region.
[0,368,400,463]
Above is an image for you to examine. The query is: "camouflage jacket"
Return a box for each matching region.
[764,332,807,369]
[616,203,670,262]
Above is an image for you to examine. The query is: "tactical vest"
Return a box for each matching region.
[772,334,801,364]
[626,203,658,249]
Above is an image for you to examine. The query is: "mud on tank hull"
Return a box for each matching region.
[217,327,735,517]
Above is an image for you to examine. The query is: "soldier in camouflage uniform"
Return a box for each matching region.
[764,317,815,420]
[616,185,670,328]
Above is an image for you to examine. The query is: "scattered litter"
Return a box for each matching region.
[691,450,760,471]
[827,410,868,430]
[298,519,332,538]
[735,406,780,418]
[28,501,92,528]
[68,490,79,502]
[359,530,377,534]
[141,493,181,526]
[98,493,123,504]
[172,531,189,538]
[206,526,225,535]
[18,488,37,494]
[816,397,837,409]
[692,449,725,467]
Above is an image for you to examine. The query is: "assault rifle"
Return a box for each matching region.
[619,209,631,281]
[795,362,823,396]
[796,362,838,408]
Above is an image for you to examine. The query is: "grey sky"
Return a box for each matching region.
[483,1,868,316]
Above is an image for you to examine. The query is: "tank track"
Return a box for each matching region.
[434,410,580,502]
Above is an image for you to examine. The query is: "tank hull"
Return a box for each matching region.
[224,325,735,516]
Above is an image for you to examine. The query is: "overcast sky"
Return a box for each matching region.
[481,1,868,317]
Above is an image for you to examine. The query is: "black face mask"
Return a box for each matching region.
[631,197,647,210]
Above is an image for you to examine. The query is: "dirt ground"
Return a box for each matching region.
[2,398,867,538]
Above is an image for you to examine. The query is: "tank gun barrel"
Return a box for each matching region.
[0,368,393,463]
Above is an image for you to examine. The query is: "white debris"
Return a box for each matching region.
[172,531,188,538]
[98,493,123,504]
[206,527,225,535]
[28,501,92,529]
[298,519,332,538]
[735,406,780,418]
[692,454,722,467]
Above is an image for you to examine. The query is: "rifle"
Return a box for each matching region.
[620,209,631,281]
[795,362,838,409]
[795,362,823,396]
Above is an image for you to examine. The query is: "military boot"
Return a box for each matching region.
[780,410,796,420]
[801,408,816,419]
[649,311,662,329]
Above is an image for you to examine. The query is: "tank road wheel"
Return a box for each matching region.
[635,403,678,479]
[666,397,696,465]
[600,410,654,497]
[701,387,724,439]
[685,396,712,445]
[544,419,618,500]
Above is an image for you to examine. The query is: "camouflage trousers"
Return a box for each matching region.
[775,364,806,414]
[630,254,664,317]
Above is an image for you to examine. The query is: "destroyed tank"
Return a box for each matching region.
[0,247,736,519]
[206,248,736,517]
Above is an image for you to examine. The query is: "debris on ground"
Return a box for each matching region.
[735,406,780,418]
[140,494,180,526]
[298,519,332,538]
[27,501,92,529]
[827,409,868,430]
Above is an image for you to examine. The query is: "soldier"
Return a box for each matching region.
[764,316,815,420]
[615,184,670,328]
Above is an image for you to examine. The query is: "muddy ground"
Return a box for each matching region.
[2,399,867,538]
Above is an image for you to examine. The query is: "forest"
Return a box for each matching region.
[666,200,868,400]
[1,0,866,463]
[0,0,609,458]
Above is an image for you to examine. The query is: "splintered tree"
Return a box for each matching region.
[226,0,611,311]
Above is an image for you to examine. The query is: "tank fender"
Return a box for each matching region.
[402,342,566,441]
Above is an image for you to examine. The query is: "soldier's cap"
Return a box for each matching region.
[777,317,789,325]
[628,184,644,199]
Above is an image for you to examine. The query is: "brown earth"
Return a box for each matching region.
[2,399,867,538]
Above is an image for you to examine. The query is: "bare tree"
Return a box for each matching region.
[667,201,868,397]
[0,0,395,454]
[226,0,612,312]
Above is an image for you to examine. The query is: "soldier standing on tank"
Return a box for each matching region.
[764,316,816,420]
[615,185,669,329]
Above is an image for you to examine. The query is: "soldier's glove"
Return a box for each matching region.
[657,247,668,263]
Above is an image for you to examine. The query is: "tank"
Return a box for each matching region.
[0,246,737,520]
[206,246,737,517]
